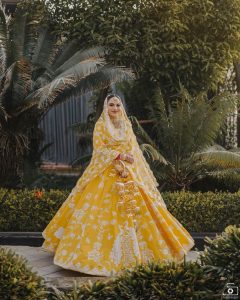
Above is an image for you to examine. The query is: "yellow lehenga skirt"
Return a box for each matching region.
[42,165,195,276]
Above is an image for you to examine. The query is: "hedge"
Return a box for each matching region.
[0,189,239,232]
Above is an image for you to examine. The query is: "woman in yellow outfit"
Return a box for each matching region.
[42,94,195,276]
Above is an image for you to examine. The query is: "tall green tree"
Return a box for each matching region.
[20,0,240,97]
[20,0,240,148]
[0,3,134,187]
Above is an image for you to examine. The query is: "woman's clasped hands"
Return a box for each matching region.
[113,152,134,178]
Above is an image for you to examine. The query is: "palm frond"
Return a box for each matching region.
[140,143,167,164]
[25,58,107,109]
[0,62,16,110]
[148,86,168,125]
[195,150,240,169]
[133,86,240,190]
[23,74,77,109]
[9,7,42,62]
[129,115,156,147]
[146,87,172,150]
[55,56,105,80]
[32,26,57,68]
[51,39,80,70]
[190,92,237,152]
[9,9,27,60]
[11,59,32,108]
[53,46,106,74]
[0,100,7,122]
[70,154,92,168]
[48,64,135,106]
[208,169,240,178]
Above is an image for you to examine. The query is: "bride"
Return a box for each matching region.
[42,93,195,276]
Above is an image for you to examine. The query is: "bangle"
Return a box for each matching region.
[121,153,126,161]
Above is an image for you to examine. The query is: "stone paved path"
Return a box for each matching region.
[1,246,202,289]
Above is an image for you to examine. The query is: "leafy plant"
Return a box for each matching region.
[0,2,134,187]
[0,188,69,231]
[49,260,225,299]
[132,86,240,190]
[19,0,240,96]
[0,247,46,299]
[199,225,240,286]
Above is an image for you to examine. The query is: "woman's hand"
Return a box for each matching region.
[120,153,134,164]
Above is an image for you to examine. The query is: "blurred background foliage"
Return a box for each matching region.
[1,0,240,191]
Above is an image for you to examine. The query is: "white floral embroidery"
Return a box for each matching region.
[82,203,90,209]
[103,199,110,204]
[108,234,113,240]
[61,250,67,256]
[98,181,104,188]
[148,234,153,241]
[88,242,103,263]
[70,233,75,239]
[110,228,122,265]
[54,227,64,239]
[138,241,155,263]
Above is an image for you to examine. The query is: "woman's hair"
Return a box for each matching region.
[106,94,121,102]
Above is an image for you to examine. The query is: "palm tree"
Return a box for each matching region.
[0,3,134,187]
[131,86,240,190]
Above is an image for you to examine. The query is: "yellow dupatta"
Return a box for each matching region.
[68,95,167,208]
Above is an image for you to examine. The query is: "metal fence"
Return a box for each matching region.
[39,92,93,165]
[39,88,126,164]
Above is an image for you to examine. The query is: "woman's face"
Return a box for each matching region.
[107,97,122,118]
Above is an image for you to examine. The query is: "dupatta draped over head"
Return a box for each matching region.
[69,95,166,208]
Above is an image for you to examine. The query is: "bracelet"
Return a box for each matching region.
[121,153,126,161]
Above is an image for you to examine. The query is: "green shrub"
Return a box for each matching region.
[0,189,239,232]
[0,188,69,231]
[50,260,226,300]
[199,225,240,286]
[164,191,240,232]
[0,247,46,300]
[191,174,240,193]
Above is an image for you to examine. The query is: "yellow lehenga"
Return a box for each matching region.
[42,96,195,276]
